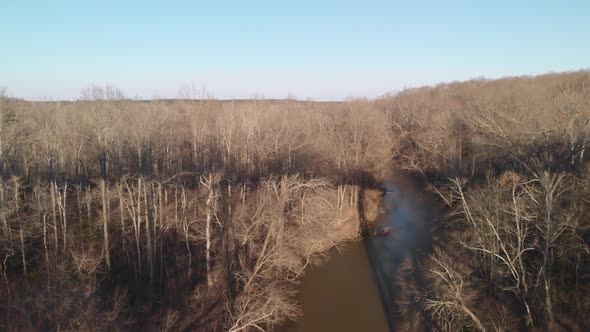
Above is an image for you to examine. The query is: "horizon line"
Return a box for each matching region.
[3,68,589,103]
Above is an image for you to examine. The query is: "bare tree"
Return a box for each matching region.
[424,248,485,332]
[453,177,537,326]
[200,174,219,288]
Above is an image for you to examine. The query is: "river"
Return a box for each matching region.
[280,173,435,331]
[280,240,390,332]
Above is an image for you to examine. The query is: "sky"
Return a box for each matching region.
[1,0,589,101]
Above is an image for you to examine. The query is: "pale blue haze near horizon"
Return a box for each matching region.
[1,0,589,101]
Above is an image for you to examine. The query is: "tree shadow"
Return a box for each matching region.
[359,170,437,331]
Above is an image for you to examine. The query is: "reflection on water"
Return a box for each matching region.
[280,172,435,332]
[368,174,436,329]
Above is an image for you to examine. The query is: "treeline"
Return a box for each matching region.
[1,70,589,331]
[0,173,359,331]
[0,92,390,182]
[0,88,369,331]
[386,71,590,331]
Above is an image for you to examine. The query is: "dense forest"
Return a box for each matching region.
[0,71,588,331]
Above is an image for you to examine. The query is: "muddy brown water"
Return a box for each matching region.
[279,241,389,332]
[279,173,435,332]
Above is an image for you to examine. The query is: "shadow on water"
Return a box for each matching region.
[279,171,436,332]
[367,172,437,330]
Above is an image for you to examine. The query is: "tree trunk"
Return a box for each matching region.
[461,305,485,332]
[541,173,556,326]
[59,182,68,249]
[50,182,59,253]
[136,178,142,277]
[118,184,129,266]
[0,183,11,248]
[144,179,153,283]
[76,186,82,226]
[101,179,111,271]
[204,175,215,288]
[86,186,92,224]
[19,227,27,278]
[181,187,191,279]
[0,119,4,176]
[224,183,236,300]
[42,214,50,285]
[13,178,27,279]
[357,186,369,237]
[158,183,164,282]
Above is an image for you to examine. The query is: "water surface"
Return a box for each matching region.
[280,241,389,332]
[280,173,435,331]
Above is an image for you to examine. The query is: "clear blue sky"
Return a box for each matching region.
[1,0,589,101]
